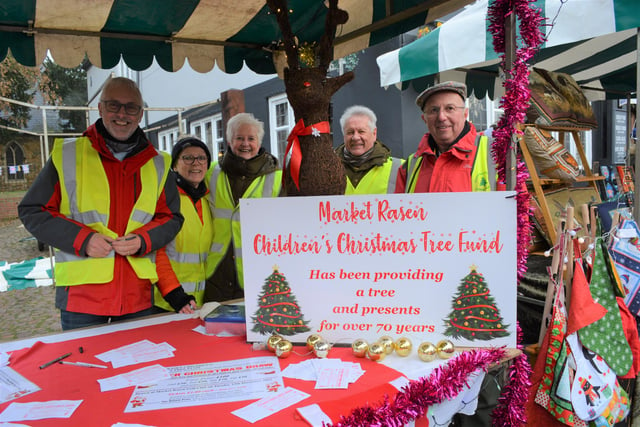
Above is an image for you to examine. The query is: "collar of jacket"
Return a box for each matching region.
[83,122,158,168]
[416,121,475,160]
[220,148,278,179]
[336,140,391,172]
[175,171,208,202]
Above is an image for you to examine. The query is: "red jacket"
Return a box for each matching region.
[396,123,479,193]
[19,123,184,316]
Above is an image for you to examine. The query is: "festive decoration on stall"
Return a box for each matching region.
[443,266,510,340]
[329,347,529,426]
[378,336,395,355]
[298,42,317,67]
[285,119,331,190]
[417,342,437,362]
[266,333,283,352]
[251,267,311,336]
[492,325,532,426]
[352,339,369,358]
[267,0,352,196]
[313,340,331,358]
[275,339,293,358]
[306,333,322,351]
[487,0,544,278]
[366,342,386,362]
[435,340,456,359]
[394,337,413,357]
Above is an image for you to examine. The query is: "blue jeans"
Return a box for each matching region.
[60,307,163,331]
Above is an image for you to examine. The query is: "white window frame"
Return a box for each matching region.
[189,115,224,161]
[212,114,224,161]
[268,93,295,165]
[191,123,203,141]
[159,128,180,154]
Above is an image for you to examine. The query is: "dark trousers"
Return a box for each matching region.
[60,307,162,330]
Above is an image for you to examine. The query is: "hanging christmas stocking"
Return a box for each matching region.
[578,240,633,376]
[535,277,586,426]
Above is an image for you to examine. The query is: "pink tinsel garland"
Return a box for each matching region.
[329,2,543,426]
[329,347,507,427]
[487,1,543,424]
[488,0,545,280]
[490,324,532,426]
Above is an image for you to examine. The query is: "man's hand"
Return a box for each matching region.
[86,233,115,258]
[178,301,198,314]
[111,234,142,257]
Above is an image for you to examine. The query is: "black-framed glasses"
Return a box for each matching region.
[101,100,142,115]
[180,155,208,164]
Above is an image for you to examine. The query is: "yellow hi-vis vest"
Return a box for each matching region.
[345,157,404,194]
[206,164,282,288]
[404,134,493,193]
[154,191,213,310]
[51,137,171,286]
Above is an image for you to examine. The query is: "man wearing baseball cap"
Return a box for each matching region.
[395,81,494,193]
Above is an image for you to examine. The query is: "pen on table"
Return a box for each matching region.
[59,361,108,369]
[39,352,72,369]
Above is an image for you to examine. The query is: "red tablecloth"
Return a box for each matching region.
[1,317,416,426]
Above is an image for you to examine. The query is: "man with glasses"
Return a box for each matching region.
[19,77,187,330]
[395,81,494,193]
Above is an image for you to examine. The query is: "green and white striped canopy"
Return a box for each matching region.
[377,0,640,99]
[0,0,475,73]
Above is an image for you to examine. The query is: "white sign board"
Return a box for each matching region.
[240,192,517,348]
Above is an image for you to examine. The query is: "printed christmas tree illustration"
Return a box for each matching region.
[443,265,510,341]
[251,266,311,336]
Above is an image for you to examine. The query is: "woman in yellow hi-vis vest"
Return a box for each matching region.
[205,113,281,303]
[154,137,214,312]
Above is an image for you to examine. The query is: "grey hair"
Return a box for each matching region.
[339,105,377,132]
[100,77,143,106]
[226,113,265,145]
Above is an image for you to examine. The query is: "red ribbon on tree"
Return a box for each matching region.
[285,119,331,190]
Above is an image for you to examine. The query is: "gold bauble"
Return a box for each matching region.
[367,342,386,362]
[378,335,395,354]
[266,334,283,352]
[314,340,331,358]
[306,334,322,351]
[417,342,437,362]
[351,339,369,358]
[275,339,293,358]
[436,339,455,359]
[394,337,413,357]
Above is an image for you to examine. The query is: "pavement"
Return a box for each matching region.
[0,218,61,343]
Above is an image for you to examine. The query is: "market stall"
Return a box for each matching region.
[375,1,640,425]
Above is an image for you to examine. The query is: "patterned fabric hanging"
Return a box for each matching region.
[578,240,633,376]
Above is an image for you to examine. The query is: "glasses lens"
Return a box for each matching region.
[104,101,119,112]
[124,103,141,115]
[103,100,141,115]
[181,155,207,164]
